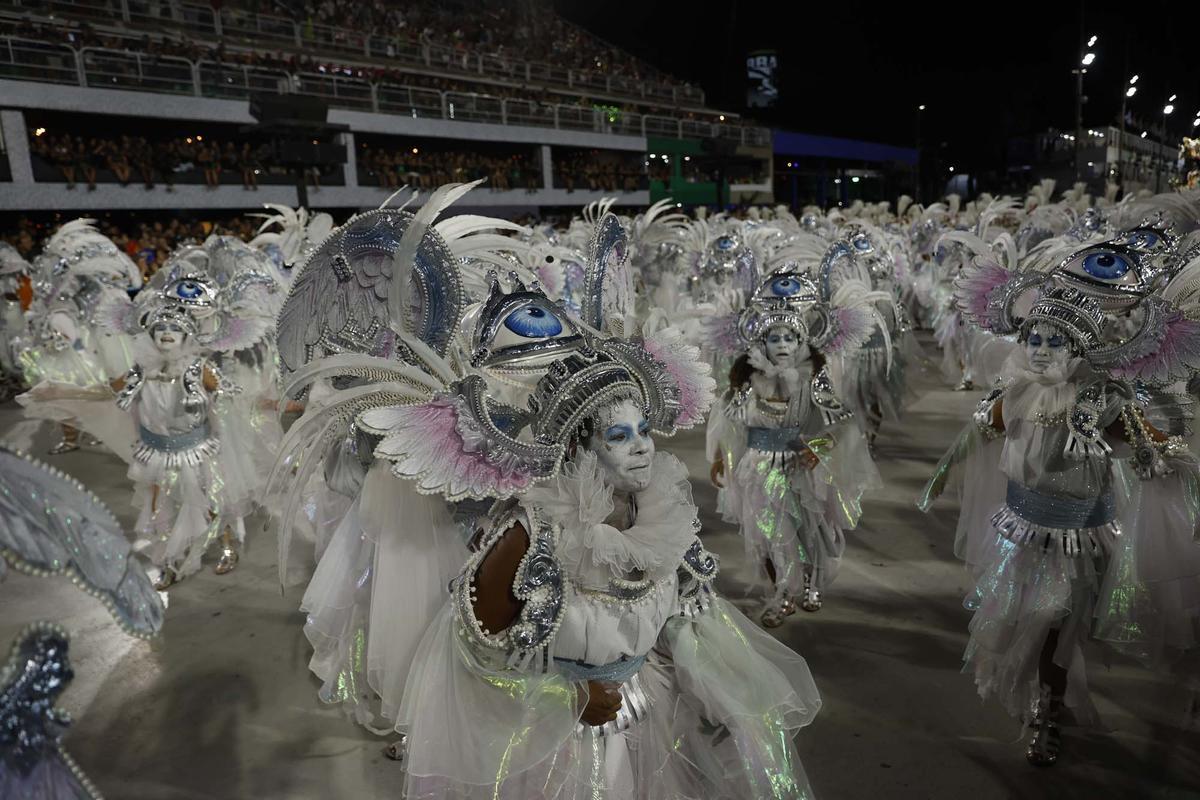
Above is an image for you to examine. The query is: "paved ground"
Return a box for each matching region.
[2,336,1198,800]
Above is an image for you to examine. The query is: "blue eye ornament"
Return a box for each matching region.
[715,235,736,252]
[471,279,585,370]
[1081,251,1131,280]
[852,235,872,252]
[162,276,215,310]
[503,304,564,337]
[1055,243,1146,308]
[174,280,204,299]
[1124,230,1161,249]
[770,276,804,296]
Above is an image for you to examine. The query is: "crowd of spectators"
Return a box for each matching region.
[3,3,714,120]
[29,130,275,190]
[553,150,645,193]
[3,214,263,277]
[25,125,658,194]
[208,0,685,90]
[5,15,711,125]
[358,144,541,192]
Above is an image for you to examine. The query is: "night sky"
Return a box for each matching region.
[558,0,1198,174]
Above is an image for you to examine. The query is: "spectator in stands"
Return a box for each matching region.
[196,139,221,188]
[48,134,78,189]
[238,142,261,191]
[108,137,134,186]
[153,138,180,190]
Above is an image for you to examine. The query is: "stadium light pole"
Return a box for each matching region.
[1118,75,1138,188]
[1074,33,1097,182]
[915,104,925,204]
[1158,95,1175,192]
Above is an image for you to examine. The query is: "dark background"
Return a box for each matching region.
[557,0,1197,176]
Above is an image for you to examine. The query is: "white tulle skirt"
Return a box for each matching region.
[399,598,821,800]
[723,431,879,597]
[963,523,1116,725]
[300,465,468,733]
[129,452,224,578]
[17,344,106,390]
[1095,462,1200,667]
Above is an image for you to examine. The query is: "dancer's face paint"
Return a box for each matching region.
[1024,323,1070,374]
[585,398,655,493]
[152,323,186,355]
[765,325,798,365]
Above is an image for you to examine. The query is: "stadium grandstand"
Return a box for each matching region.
[0,0,783,216]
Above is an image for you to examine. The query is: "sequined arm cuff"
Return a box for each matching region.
[115,364,143,410]
[676,538,719,619]
[454,506,567,673]
[811,368,853,427]
[1064,383,1112,461]
[972,387,1005,441]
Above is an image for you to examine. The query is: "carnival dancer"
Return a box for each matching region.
[920,204,1200,765]
[269,184,824,797]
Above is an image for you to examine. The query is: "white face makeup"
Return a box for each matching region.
[585,398,655,493]
[1024,323,1071,374]
[764,324,799,365]
[151,322,186,355]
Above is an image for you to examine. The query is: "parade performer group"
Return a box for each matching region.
[2,182,1199,799]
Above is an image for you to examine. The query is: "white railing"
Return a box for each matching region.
[197,60,291,99]
[2,0,706,106]
[0,36,78,84]
[0,35,770,146]
[80,47,193,94]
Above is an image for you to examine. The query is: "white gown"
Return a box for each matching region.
[399,451,822,799]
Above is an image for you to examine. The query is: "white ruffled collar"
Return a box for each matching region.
[748,347,812,399]
[1001,350,1092,421]
[523,450,698,586]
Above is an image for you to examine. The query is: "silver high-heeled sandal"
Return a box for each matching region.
[1025,685,1063,767]
[383,735,408,763]
[801,574,823,612]
[214,544,239,575]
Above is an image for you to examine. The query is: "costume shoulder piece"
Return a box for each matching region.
[811,367,853,425]
[677,538,719,618]
[454,505,566,672]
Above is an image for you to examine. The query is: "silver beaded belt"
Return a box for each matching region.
[1004,481,1115,529]
[747,426,801,452]
[554,654,646,683]
[137,422,211,452]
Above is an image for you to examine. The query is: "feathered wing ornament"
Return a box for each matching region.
[1093,256,1200,385]
[390,180,483,333]
[360,377,552,502]
[197,314,273,354]
[276,188,479,375]
[813,280,893,365]
[638,326,716,429]
[0,447,166,797]
[581,212,632,336]
[0,447,164,638]
[92,291,142,337]
[698,310,745,358]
